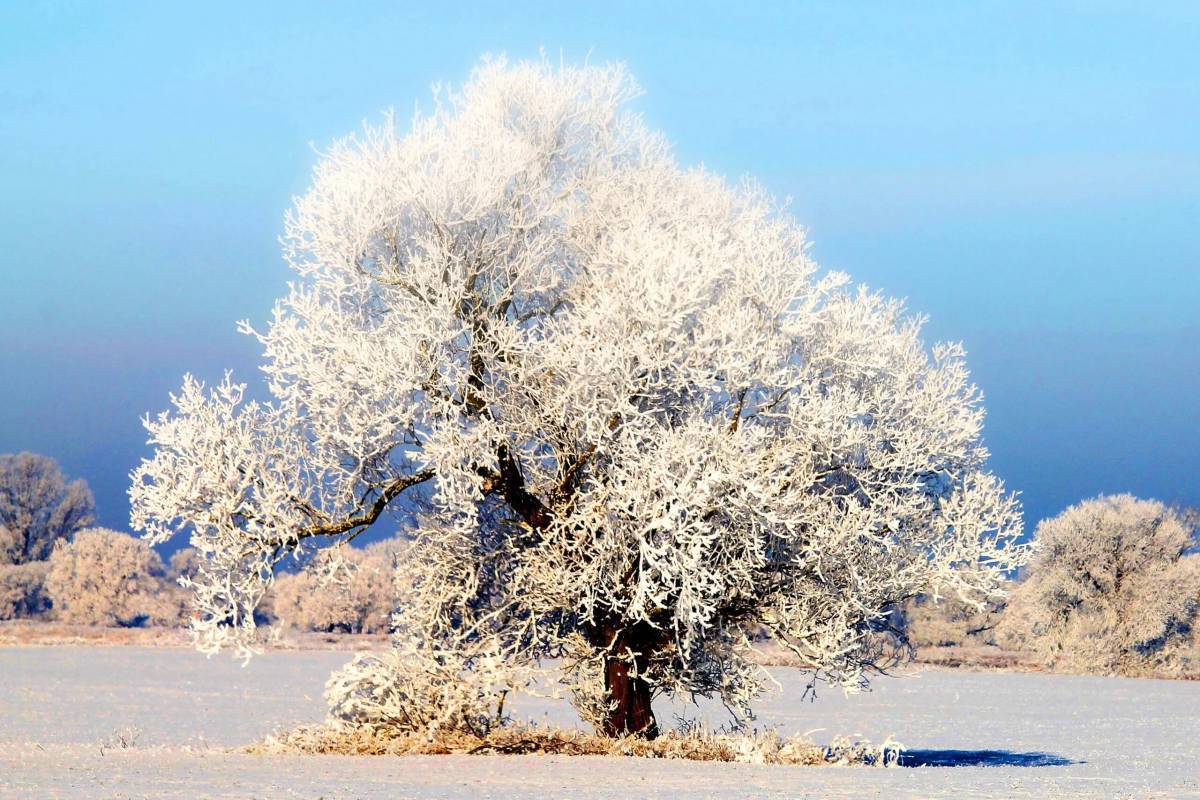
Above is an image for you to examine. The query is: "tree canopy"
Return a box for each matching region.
[0,452,95,565]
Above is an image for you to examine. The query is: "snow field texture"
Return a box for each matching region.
[2,646,1198,798]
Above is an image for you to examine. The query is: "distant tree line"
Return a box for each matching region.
[0,452,186,625]
[0,451,401,633]
[3,452,1197,675]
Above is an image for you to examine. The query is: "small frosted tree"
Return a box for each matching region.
[1000,495,1200,675]
[132,57,1027,738]
[0,452,95,565]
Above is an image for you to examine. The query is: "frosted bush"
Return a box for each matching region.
[325,639,514,737]
[271,539,405,634]
[1000,495,1200,675]
[169,547,203,581]
[0,453,95,565]
[902,595,1004,648]
[132,57,1028,738]
[0,560,51,619]
[45,528,183,627]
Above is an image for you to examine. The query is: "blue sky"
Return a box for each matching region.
[1,2,1197,544]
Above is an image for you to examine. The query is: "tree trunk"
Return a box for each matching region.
[595,621,659,739]
[602,651,658,738]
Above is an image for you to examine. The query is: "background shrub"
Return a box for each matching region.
[998,495,1200,675]
[168,547,202,581]
[0,560,51,620]
[902,595,1005,648]
[45,527,183,627]
[270,538,407,634]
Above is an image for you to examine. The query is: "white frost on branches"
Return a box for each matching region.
[132,57,1027,731]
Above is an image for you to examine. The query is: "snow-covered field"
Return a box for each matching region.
[1,646,1197,799]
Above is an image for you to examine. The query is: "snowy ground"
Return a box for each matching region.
[1,646,1197,799]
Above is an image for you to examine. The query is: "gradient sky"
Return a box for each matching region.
[1,2,1197,549]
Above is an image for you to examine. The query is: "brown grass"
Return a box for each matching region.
[0,620,387,652]
[249,722,900,766]
[0,620,1046,678]
[911,645,1045,673]
[747,639,1046,674]
[915,644,1200,680]
[0,620,189,648]
[8,619,1191,680]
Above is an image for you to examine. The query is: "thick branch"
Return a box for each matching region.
[297,468,435,540]
[728,388,748,433]
[492,445,552,530]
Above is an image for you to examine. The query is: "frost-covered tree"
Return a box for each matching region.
[132,57,1027,738]
[0,452,95,565]
[1000,495,1200,675]
[45,528,182,627]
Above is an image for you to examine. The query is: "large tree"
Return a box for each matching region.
[132,58,1026,738]
[0,452,95,565]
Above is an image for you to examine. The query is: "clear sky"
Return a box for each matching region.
[1,2,1197,545]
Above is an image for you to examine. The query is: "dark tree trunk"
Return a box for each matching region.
[593,620,659,739]
[602,650,658,738]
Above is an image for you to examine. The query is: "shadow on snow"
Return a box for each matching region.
[897,749,1077,768]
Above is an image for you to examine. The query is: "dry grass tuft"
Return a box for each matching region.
[0,620,388,651]
[249,722,900,766]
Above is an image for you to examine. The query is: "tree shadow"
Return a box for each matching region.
[898,749,1078,768]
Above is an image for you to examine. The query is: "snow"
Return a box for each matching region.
[2,646,1198,799]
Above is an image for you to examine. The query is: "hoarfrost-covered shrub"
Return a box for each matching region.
[271,539,405,634]
[902,595,1004,648]
[325,638,516,736]
[132,57,1028,739]
[0,560,51,619]
[0,453,95,565]
[1000,495,1200,675]
[169,547,203,581]
[45,528,182,627]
